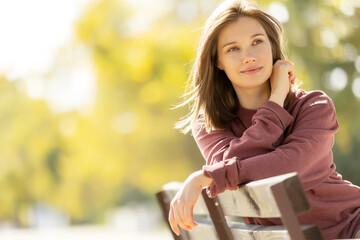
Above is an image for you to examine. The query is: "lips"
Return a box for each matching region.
[241,66,263,74]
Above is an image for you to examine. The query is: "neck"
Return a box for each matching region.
[234,81,271,110]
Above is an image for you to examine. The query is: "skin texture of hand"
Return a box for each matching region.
[268,59,296,107]
[168,170,213,236]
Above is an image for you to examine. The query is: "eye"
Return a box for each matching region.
[253,39,263,45]
[227,47,239,52]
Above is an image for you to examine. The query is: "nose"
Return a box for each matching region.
[242,49,256,64]
[243,56,256,64]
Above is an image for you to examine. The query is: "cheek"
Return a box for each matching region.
[264,55,273,79]
[221,56,239,72]
[264,64,273,80]
[261,44,273,63]
[259,44,273,75]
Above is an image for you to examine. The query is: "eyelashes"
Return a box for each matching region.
[228,47,239,52]
[227,39,263,53]
[253,39,263,45]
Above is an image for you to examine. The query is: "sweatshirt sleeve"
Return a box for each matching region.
[202,93,339,198]
[193,101,294,165]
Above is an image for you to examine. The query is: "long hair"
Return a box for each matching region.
[176,0,287,134]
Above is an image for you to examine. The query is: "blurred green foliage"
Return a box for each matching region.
[0,0,359,226]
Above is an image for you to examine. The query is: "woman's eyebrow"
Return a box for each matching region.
[221,33,265,49]
[251,33,265,38]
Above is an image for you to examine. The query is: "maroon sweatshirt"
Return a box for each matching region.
[192,89,360,239]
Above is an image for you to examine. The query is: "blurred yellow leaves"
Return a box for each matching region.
[112,111,139,134]
[139,81,164,104]
[124,40,153,82]
[336,116,352,154]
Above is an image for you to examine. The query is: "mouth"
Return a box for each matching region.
[241,67,263,74]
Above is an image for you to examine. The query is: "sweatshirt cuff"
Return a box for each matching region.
[202,157,240,198]
[202,162,225,198]
[260,101,294,129]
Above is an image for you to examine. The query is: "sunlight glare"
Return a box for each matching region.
[0,0,95,113]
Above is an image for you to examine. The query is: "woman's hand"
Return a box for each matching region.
[168,170,212,236]
[269,59,296,107]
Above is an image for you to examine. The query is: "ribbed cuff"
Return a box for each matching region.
[202,162,226,198]
[202,157,240,198]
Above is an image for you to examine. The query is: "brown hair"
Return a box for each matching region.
[176,0,287,134]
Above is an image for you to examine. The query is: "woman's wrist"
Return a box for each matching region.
[269,92,285,107]
[190,170,213,188]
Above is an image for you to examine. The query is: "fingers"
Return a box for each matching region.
[184,205,198,228]
[167,174,204,235]
[274,59,294,67]
[173,205,192,231]
[288,70,296,85]
[274,59,293,66]
[169,207,180,236]
[169,200,198,236]
[275,59,296,84]
[288,63,296,85]
[284,59,294,66]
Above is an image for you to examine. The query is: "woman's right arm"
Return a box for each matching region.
[193,100,293,165]
[202,93,339,197]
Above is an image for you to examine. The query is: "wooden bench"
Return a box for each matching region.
[156,172,323,240]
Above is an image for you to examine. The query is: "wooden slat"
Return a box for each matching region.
[229,222,264,239]
[216,172,310,218]
[271,181,307,240]
[226,222,320,240]
[201,190,234,240]
[302,225,324,240]
[230,223,290,240]
[187,217,218,240]
[271,176,323,240]
[191,218,298,240]
[217,186,273,217]
[280,174,311,215]
[194,212,320,240]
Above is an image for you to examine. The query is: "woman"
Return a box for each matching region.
[168,0,360,239]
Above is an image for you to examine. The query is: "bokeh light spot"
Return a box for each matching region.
[112,112,139,134]
[324,67,348,91]
[352,77,360,99]
[355,56,360,73]
[267,2,289,23]
[321,28,338,48]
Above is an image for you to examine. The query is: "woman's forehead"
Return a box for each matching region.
[218,17,267,45]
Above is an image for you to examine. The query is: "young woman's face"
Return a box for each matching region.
[217,17,273,91]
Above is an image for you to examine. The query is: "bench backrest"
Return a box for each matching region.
[156,172,323,240]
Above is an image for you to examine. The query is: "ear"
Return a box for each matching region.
[217,61,224,70]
